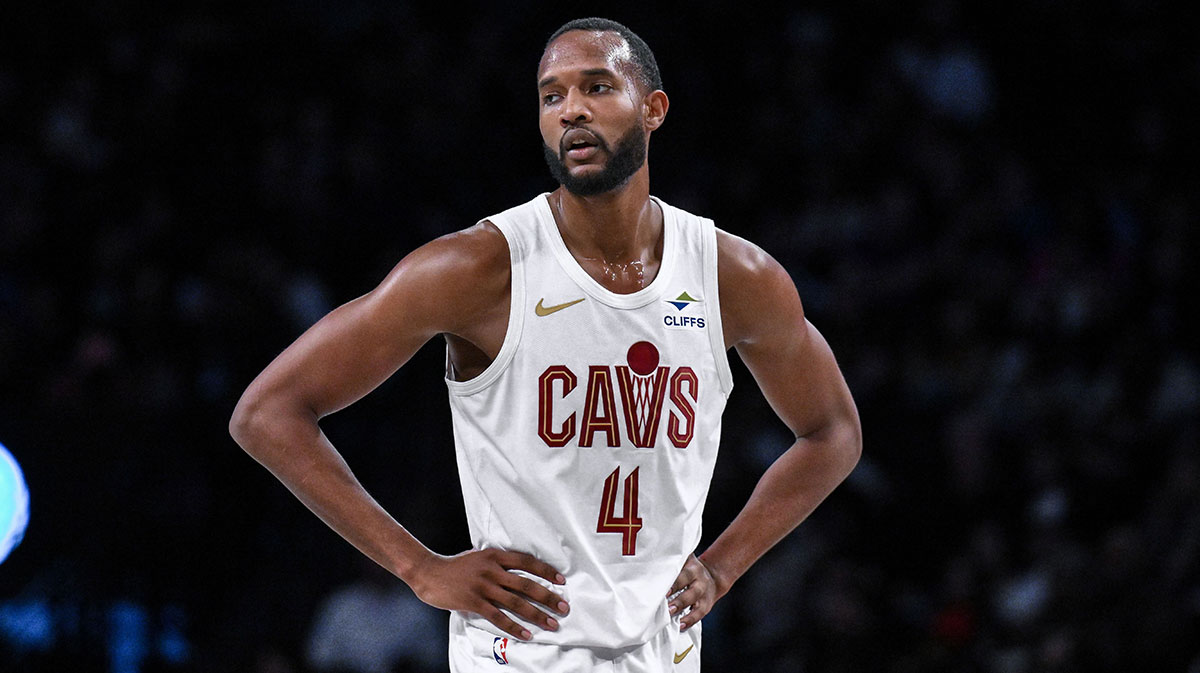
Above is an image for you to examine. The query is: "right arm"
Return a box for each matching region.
[229,223,568,640]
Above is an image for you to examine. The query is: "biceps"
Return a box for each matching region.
[248,289,438,419]
[737,318,855,439]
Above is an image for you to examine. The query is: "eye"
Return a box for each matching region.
[589,83,613,94]
[542,93,562,105]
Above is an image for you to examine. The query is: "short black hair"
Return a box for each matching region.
[545,18,663,93]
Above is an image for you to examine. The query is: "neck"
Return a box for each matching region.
[550,166,660,263]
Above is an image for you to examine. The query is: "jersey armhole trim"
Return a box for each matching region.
[445,217,525,396]
[704,221,735,397]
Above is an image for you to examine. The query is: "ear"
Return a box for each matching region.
[642,89,669,131]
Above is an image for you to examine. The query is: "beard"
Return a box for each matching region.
[542,124,647,196]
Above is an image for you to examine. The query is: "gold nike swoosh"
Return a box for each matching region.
[673,644,694,664]
[535,297,586,316]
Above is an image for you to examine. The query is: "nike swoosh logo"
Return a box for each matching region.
[673,644,694,664]
[535,297,585,316]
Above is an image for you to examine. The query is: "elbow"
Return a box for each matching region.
[229,390,266,452]
[837,412,863,477]
[230,385,315,462]
[795,410,861,479]
[846,421,863,473]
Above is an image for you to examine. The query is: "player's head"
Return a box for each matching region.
[538,18,668,196]
[545,18,663,95]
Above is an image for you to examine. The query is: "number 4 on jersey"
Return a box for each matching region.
[597,467,642,556]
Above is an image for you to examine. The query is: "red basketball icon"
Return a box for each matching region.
[626,341,660,375]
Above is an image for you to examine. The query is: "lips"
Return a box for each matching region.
[561,128,602,161]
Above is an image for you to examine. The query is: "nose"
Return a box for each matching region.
[559,88,592,127]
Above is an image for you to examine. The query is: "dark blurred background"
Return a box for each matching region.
[1,1,1197,672]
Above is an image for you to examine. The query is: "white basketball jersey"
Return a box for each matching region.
[445,193,733,649]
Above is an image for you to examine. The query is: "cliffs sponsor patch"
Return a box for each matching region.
[663,314,705,329]
[666,291,700,311]
[663,291,705,330]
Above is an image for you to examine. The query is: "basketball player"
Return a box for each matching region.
[230,17,861,672]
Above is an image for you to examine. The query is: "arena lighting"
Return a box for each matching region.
[0,442,29,565]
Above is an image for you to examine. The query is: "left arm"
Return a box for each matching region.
[667,230,862,630]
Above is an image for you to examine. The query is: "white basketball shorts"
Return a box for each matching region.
[448,612,702,673]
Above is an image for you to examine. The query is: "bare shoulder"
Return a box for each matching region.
[370,220,511,336]
[387,220,508,288]
[716,229,781,285]
[716,228,805,349]
[426,220,509,268]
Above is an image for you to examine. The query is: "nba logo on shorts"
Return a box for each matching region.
[492,637,509,665]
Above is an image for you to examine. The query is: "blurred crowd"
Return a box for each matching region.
[1,2,1196,672]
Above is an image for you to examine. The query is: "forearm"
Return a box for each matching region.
[230,383,570,644]
[229,397,433,583]
[699,421,860,596]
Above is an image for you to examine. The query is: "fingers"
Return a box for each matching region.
[667,566,695,598]
[668,555,716,631]
[503,574,570,616]
[413,549,573,641]
[473,586,554,642]
[679,606,707,631]
[487,583,560,635]
[669,582,706,615]
[667,553,703,599]
[493,574,565,629]
[498,550,567,586]
[672,581,711,631]
[477,549,570,640]
[480,604,533,642]
[487,550,569,615]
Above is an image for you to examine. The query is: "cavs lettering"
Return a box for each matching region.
[537,341,698,450]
